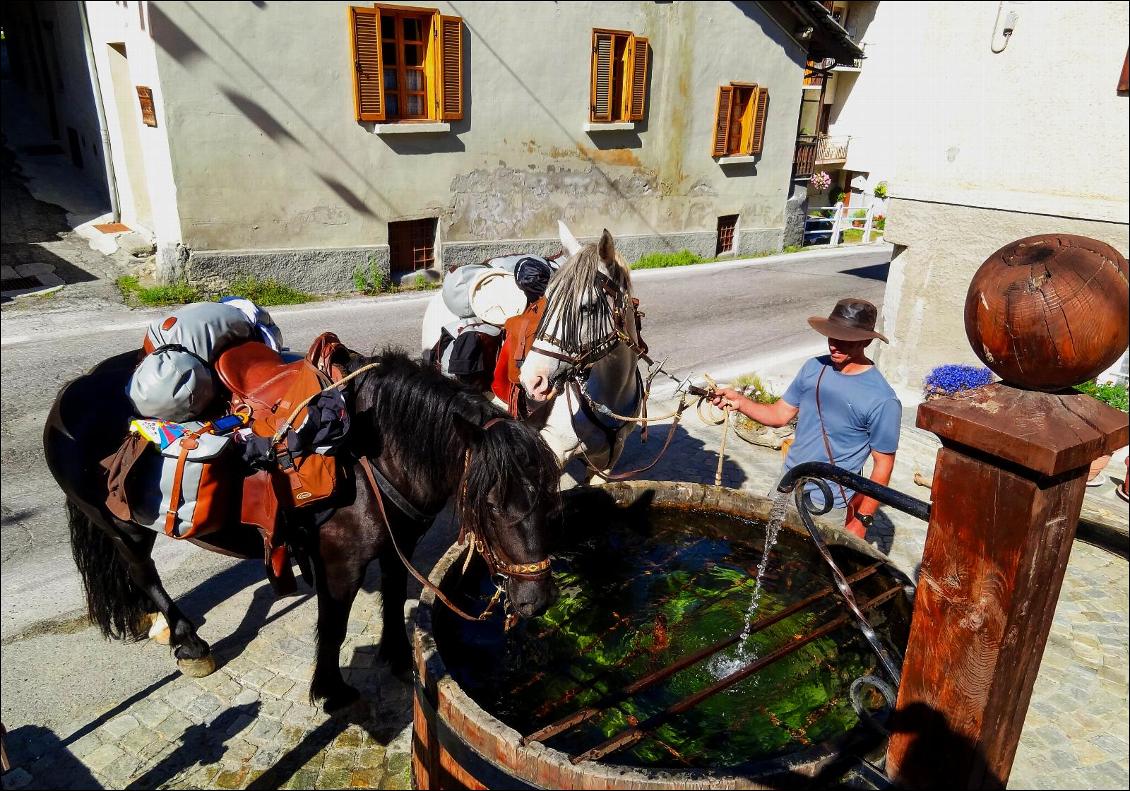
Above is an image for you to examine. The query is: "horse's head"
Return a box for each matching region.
[456,417,561,618]
[521,228,633,402]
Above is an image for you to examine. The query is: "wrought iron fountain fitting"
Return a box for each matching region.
[776,462,932,688]
[777,462,932,523]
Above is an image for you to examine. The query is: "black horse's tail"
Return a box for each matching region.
[68,500,149,641]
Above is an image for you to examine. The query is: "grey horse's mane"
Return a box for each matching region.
[541,243,631,352]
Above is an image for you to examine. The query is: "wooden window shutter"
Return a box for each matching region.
[627,35,649,121]
[350,6,384,121]
[438,15,463,120]
[711,85,734,157]
[591,31,614,122]
[750,87,770,155]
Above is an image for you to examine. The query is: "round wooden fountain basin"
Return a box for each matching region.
[411,481,913,790]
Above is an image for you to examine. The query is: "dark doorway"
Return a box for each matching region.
[388,217,437,276]
[715,214,738,256]
[66,127,83,168]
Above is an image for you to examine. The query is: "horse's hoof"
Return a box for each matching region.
[177,654,216,678]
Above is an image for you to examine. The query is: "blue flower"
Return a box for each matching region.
[923,364,994,396]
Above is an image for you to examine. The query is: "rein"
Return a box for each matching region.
[357,419,552,625]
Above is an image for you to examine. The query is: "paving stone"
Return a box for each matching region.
[245,719,282,748]
[83,743,125,772]
[213,767,250,789]
[262,675,297,698]
[241,667,276,690]
[260,695,294,721]
[99,713,140,740]
[155,711,195,741]
[223,738,258,764]
[232,688,260,707]
[66,731,104,760]
[350,767,385,788]
[132,698,175,729]
[317,767,354,789]
[224,713,257,740]
[322,747,359,773]
[284,767,322,789]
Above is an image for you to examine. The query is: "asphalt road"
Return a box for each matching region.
[0,244,891,636]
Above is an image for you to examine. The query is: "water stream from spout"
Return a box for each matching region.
[709,491,792,679]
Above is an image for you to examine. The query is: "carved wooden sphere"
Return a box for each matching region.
[964,235,1129,391]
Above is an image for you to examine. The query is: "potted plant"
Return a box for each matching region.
[810,170,832,192]
[873,181,888,199]
[922,364,994,401]
[1073,379,1129,486]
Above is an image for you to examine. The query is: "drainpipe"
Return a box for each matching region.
[78,0,120,222]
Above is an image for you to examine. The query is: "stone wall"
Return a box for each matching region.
[876,198,1130,389]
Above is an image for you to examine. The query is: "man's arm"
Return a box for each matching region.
[857,449,895,516]
[710,388,799,427]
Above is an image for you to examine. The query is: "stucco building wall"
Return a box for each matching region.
[135,0,806,289]
[873,0,1129,389]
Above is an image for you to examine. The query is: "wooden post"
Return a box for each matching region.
[885,383,1128,790]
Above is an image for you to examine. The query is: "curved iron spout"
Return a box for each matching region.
[776,461,931,689]
[778,462,932,522]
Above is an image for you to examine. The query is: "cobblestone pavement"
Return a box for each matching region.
[2,559,418,790]
[1,396,1126,790]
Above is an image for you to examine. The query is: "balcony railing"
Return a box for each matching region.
[794,136,818,178]
[794,135,851,177]
[816,135,850,163]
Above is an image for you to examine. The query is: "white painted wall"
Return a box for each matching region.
[871,0,1130,389]
[85,1,182,255]
[876,0,1129,223]
[134,1,805,256]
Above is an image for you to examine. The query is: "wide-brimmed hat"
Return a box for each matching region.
[807,298,889,343]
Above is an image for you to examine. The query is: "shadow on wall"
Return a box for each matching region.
[149,1,402,219]
[735,0,809,67]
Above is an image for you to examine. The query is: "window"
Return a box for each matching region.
[349,6,463,123]
[711,82,770,158]
[389,218,437,275]
[716,215,738,255]
[590,28,649,123]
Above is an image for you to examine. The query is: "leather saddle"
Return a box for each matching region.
[213,337,345,594]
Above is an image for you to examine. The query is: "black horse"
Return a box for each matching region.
[44,348,560,711]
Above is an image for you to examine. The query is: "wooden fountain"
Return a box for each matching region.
[886,234,1129,789]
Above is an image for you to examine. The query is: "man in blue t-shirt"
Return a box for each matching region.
[710,298,901,540]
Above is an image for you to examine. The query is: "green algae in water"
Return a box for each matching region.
[435,507,910,771]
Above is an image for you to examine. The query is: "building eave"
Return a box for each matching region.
[766,0,865,65]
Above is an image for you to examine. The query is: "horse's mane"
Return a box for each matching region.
[349,350,559,536]
[541,243,632,353]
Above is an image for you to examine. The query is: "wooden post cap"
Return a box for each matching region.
[917,383,1129,476]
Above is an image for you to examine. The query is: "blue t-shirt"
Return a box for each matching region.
[781,356,901,508]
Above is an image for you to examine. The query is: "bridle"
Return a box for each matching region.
[531,271,644,380]
[358,417,551,626]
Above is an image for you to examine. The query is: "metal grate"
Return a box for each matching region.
[389,217,437,275]
[716,215,738,255]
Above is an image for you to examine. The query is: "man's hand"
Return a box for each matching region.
[709,387,744,411]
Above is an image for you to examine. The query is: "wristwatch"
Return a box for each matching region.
[857,513,875,528]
